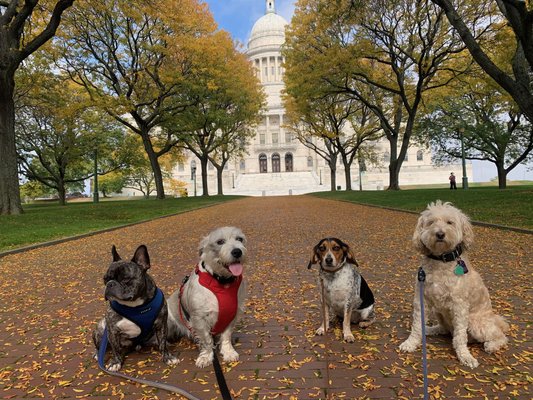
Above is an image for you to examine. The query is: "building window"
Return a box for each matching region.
[240,159,245,171]
[307,156,313,167]
[178,162,184,172]
[272,131,279,144]
[383,152,390,162]
[285,153,293,172]
[259,132,266,145]
[417,150,424,161]
[208,162,214,170]
[264,66,268,77]
[404,152,409,162]
[259,154,267,173]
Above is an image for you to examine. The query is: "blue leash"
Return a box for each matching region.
[98,327,202,400]
[418,267,429,400]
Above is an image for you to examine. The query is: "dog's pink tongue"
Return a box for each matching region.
[229,263,243,276]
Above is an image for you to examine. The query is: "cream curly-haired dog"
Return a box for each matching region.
[399,201,509,368]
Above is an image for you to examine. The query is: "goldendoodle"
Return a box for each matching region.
[399,201,509,368]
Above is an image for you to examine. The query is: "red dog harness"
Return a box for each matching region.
[179,265,243,335]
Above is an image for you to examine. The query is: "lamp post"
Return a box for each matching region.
[232,173,235,189]
[460,128,468,189]
[319,168,322,185]
[191,161,197,197]
[93,148,99,203]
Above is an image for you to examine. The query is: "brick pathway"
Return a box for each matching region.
[0,196,531,399]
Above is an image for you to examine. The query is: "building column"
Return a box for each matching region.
[266,115,270,144]
[279,113,284,143]
[274,56,279,82]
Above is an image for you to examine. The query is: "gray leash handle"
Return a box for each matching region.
[418,267,429,400]
[98,328,202,400]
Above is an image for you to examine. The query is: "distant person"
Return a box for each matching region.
[449,172,457,190]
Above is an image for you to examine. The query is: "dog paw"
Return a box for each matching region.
[315,327,325,336]
[106,362,122,372]
[459,353,479,369]
[399,339,418,352]
[358,320,373,329]
[195,352,213,368]
[221,348,239,363]
[164,354,180,366]
[484,338,507,353]
[343,333,355,343]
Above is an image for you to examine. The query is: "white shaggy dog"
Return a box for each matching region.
[167,227,247,368]
[399,201,509,368]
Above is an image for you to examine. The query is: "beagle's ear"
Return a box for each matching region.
[341,241,359,267]
[307,244,321,269]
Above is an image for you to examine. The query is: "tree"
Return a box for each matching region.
[19,180,54,202]
[57,0,218,199]
[120,134,181,198]
[170,31,264,196]
[15,72,127,205]
[431,0,533,122]
[0,0,75,214]
[284,0,469,190]
[418,76,533,188]
[284,94,344,191]
[99,172,125,197]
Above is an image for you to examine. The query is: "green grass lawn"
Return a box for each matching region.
[311,185,533,230]
[0,196,243,252]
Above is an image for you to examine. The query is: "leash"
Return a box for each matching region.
[178,279,233,400]
[212,347,233,400]
[97,327,202,400]
[417,267,429,400]
[319,277,332,399]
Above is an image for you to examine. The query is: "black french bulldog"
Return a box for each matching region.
[93,245,178,371]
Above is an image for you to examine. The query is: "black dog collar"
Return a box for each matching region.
[427,245,462,263]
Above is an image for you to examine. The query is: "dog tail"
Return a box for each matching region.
[495,314,510,333]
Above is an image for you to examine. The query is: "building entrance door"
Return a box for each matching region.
[259,154,267,173]
[272,153,280,172]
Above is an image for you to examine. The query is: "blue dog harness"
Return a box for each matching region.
[110,287,164,344]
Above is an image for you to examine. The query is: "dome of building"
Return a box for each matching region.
[247,3,288,54]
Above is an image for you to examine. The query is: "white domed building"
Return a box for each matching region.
[170,0,472,196]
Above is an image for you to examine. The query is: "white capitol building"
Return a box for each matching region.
[172,0,472,196]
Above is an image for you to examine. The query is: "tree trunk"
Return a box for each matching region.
[0,69,23,214]
[388,160,401,190]
[343,162,352,191]
[200,156,209,196]
[496,162,507,189]
[141,132,165,199]
[215,166,224,195]
[58,182,66,206]
[329,159,337,191]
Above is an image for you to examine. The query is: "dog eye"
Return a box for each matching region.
[333,246,340,251]
[217,239,226,245]
[447,220,454,225]
[236,237,244,242]
[318,246,326,251]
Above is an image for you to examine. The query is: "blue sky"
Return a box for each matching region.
[202,0,531,182]
[203,0,295,45]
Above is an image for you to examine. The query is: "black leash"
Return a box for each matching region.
[98,327,202,400]
[212,348,233,400]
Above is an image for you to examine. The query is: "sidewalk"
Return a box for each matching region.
[0,196,531,399]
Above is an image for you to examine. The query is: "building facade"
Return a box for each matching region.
[171,0,472,196]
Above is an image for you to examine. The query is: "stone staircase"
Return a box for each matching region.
[226,171,328,196]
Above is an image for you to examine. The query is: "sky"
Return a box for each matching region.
[202,0,532,183]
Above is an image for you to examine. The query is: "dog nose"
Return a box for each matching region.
[325,256,333,264]
[436,232,445,240]
[231,248,242,258]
